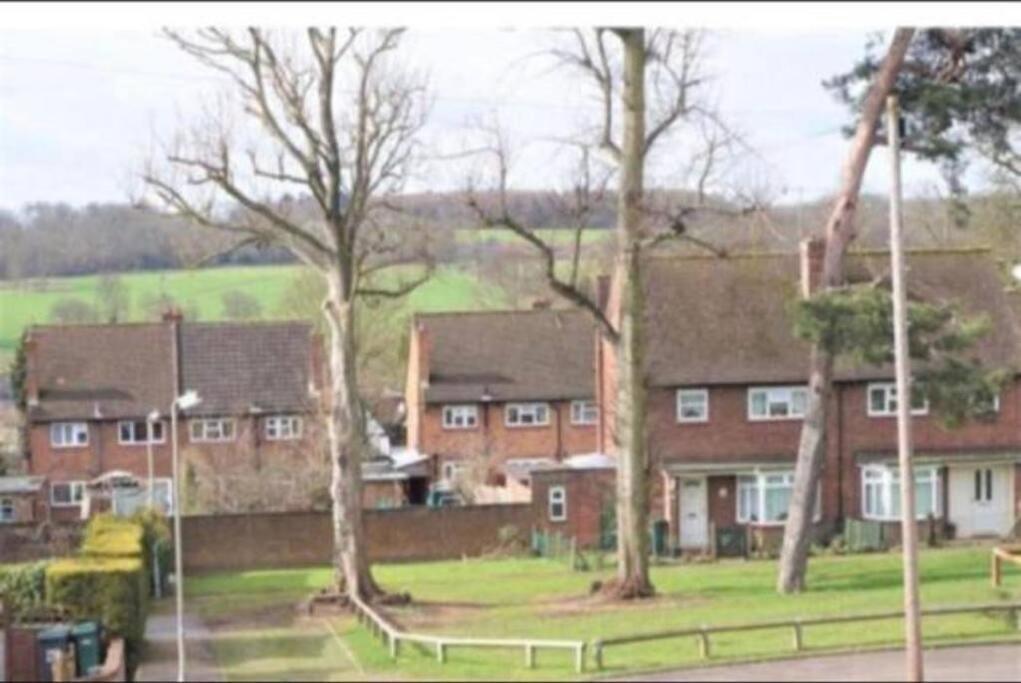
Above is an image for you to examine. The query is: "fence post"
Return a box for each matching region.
[698,627,711,660]
[575,643,585,674]
[792,619,803,651]
[992,550,1002,587]
[593,640,603,671]
[389,633,399,659]
[436,641,446,664]
[524,644,535,668]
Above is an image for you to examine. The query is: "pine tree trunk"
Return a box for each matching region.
[776,28,915,593]
[324,273,381,600]
[609,27,654,600]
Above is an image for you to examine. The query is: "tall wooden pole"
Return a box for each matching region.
[887,94,924,682]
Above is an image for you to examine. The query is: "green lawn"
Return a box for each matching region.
[184,548,1021,681]
[0,263,509,370]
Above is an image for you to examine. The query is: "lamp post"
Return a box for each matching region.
[171,389,201,682]
[146,410,160,510]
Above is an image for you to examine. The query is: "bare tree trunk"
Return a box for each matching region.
[609,27,654,599]
[777,28,915,594]
[324,272,381,600]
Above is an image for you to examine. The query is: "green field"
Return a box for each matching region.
[184,547,1021,681]
[0,263,510,371]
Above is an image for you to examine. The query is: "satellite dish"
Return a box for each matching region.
[1012,264,1021,281]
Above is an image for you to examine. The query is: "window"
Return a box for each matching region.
[570,400,598,425]
[51,481,86,508]
[737,472,798,525]
[867,383,928,417]
[505,402,550,427]
[0,498,13,522]
[676,389,709,423]
[441,405,478,429]
[861,465,940,521]
[118,420,165,445]
[549,485,567,522]
[50,422,89,448]
[189,418,236,443]
[975,468,994,503]
[748,387,808,421]
[266,415,303,440]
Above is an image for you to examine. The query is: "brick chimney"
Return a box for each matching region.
[799,237,826,299]
[405,320,430,451]
[24,333,39,407]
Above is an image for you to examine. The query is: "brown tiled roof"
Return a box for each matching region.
[644,247,1021,387]
[420,309,596,403]
[29,320,315,421]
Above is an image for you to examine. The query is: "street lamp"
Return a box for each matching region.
[171,389,201,682]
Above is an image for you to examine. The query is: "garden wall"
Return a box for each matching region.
[180,504,534,573]
[0,521,82,563]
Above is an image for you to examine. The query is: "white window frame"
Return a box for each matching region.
[570,400,598,426]
[441,404,478,430]
[505,402,551,428]
[548,485,567,522]
[441,461,466,481]
[735,471,816,526]
[265,415,303,441]
[747,386,808,421]
[974,467,994,503]
[50,481,86,508]
[676,388,709,423]
[189,418,236,443]
[0,498,14,523]
[861,464,941,521]
[117,420,166,446]
[50,422,89,449]
[866,383,929,417]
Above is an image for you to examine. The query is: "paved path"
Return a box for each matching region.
[616,644,1021,681]
[136,610,224,682]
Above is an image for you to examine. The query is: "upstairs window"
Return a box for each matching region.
[118,420,165,445]
[442,405,478,430]
[548,485,567,522]
[676,389,709,423]
[506,402,550,427]
[748,387,808,421]
[266,415,303,440]
[50,422,89,448]
[867,383,928,417]
[189,418,236,443]
[570,400,598,425]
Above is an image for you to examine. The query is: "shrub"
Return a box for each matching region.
[81,514,144,558]
[46,556,147,674]
[133,508,172,596]
[0,561,49,617]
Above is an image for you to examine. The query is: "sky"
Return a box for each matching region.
[0,21,981,210]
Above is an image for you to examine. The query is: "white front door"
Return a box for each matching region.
[678,477,709,549]
[949,464,1014,538]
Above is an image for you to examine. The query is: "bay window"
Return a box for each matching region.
[861,465,940,521]
[737,472,796,524]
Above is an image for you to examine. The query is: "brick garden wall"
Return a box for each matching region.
[0,521,81,563]
[180,503,534,573]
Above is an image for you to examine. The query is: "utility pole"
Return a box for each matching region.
[887,94,924,682]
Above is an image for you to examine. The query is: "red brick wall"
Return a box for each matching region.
[419,401,597,474]
[530,468,615,548]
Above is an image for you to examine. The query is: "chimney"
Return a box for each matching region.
[162,307,184,323]
[799,237,825,299]
[24,334,39,407]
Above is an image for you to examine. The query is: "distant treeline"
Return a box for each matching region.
[0,190,1014,280]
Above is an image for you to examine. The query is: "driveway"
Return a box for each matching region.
[616,643,1021,681]
[136,609,223,682]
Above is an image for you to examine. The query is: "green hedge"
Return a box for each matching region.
[46,556,147,674]
[81,514,145,558]
[0,561,49,617]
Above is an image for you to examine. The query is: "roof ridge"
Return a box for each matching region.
[414,307,587,320]
[31,319,313,333]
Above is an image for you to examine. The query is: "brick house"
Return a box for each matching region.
[596,242,1021,552]
[405,309,600,487]
[22,314,327,520]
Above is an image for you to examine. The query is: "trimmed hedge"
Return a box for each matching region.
[81,514,145,558]
[0,561,49,617]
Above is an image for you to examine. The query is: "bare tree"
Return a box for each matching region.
[141,28,430,600]
[469,28,758,599]
[776,29,915,594]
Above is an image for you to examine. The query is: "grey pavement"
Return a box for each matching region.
[136,609,224,682]
[615,643,1021,681]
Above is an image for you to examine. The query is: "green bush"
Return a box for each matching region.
[81,514,144,558]
[133,508,172,596]
[0,561,49,617]
[46,556,147,674]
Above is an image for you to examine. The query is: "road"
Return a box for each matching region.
[616,644,1021,682]
[136,610,223,682]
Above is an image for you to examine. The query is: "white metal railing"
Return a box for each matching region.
[348,593,587,673]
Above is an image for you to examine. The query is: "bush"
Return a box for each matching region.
[133,509,172,596]
[0,561,49,617]
[81,514,145,558]
[46,556,147,674]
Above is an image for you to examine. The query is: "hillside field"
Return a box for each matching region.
[0,263,510,371]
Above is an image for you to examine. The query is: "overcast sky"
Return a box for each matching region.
[0,27,959,210]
